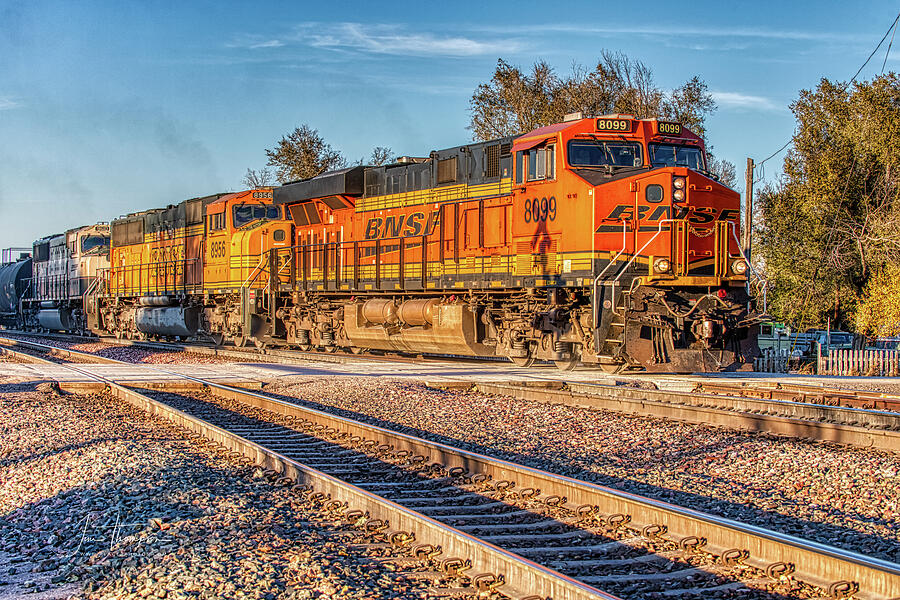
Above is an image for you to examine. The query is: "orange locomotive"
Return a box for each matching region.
[87,190,292,344]
[259,114,760,372]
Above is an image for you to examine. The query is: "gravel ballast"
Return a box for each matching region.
[261,377,900,563]
[0,383,453,599]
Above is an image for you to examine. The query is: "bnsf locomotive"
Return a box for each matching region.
[17,114,760,372]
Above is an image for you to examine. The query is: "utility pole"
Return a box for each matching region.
[743,157,755,261]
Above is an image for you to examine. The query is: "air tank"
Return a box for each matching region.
[135,306,199,337]
[37,308,72,331]
[397,298,439,326]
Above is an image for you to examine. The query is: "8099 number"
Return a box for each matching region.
[523,196,557,223]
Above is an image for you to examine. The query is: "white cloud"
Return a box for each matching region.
[225,36,285,50]
[0,97,21,110]
[292,22,521,57]
[474,23,861,43]
[249,39,284,49]
[712,91,783,112]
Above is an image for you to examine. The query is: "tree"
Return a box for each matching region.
[265,124,347,183]
[468,52,717,142]
[242,167,275,188]
[369,146,394,166]
[708,155,737,188]
[755,74,900,332]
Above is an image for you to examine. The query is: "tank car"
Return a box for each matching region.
[0,252,32,329]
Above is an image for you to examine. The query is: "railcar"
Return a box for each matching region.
[258,114,760,372]
[0,253,32,329]
[21,224,110,333]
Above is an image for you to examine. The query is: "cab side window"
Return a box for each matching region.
[526,145,555,182]
[209,212,226,231]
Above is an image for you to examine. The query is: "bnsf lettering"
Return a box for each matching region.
[602,204,739,225]
[364,210,441,240]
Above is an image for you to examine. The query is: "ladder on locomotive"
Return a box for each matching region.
[593,219,682,363]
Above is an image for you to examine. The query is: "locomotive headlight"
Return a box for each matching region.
[673,177,686,190]
[673,189,685,202]
[654,258,671,273]
[731,259,748,275]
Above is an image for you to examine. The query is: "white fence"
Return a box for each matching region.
[818,348,900,376]
[754,348,791,373]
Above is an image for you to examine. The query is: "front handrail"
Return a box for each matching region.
[728,221,768,312]
[612,219,677,284]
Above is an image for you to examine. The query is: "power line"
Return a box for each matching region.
[881,16,898,73]
[753,11,900,182]
[851,11,900,84]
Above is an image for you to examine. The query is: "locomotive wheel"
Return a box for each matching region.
[254,338,267,351]
[554,357,579,371]
[321,345,337,353]
[509,355,535,368]
[209,333,225,346]
[599,361,624,374]
[232,335,247,348]
[349,346,365,355]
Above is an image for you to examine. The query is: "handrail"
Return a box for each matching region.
[728,221,768,312]
[241,253,269,290]
[612,219,676,284]
[591,220,628,353]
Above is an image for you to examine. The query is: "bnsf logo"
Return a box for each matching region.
[604,204,741,224]
[364,210,442,240]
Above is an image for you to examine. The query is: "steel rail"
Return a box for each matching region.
[2,344,621,600]
[5,337,900,596]
[125,366,900,599]
[464,381,900,453]
[0,336,125,365]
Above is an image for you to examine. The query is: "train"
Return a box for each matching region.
[4,114,762,372]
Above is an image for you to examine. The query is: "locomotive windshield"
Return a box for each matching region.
[80,235,109,254]
[649,144,705,170]
[567,140,642,168]
[233,204,281,229]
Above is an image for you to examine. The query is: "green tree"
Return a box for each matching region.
[756,74,900,332]
[265,124,347,183]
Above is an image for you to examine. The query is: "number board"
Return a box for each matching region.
[252,191,273,199]
[596,118,632,132]
[656,121,682,136]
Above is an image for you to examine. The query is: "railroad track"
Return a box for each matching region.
[454,381,900,453]
[2,342,899,599]
[5,333,900,452]
[691,380,900,412]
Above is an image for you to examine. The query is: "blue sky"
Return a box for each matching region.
[1,0,897,248]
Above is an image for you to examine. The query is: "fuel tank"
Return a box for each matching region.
[37,308,72,331]
[135,306,199,337]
